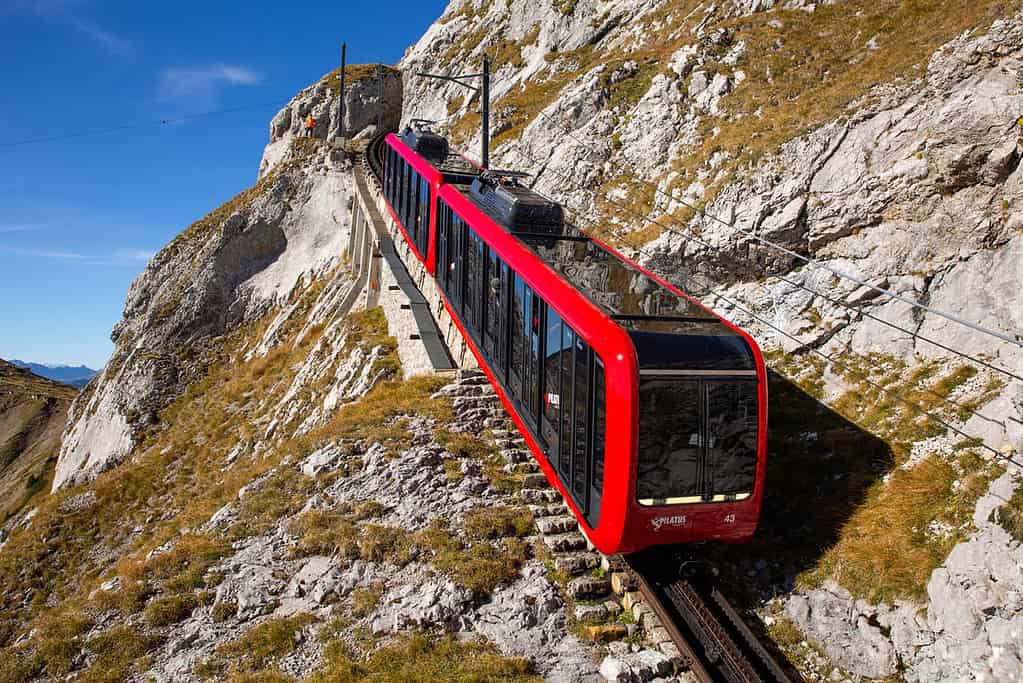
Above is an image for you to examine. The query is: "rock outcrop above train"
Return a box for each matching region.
[260,65,403,177]
[53,67,398,492]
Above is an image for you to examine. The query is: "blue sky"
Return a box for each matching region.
[0,0,445,368]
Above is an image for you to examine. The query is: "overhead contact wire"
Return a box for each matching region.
[526,108,1023,350]
[496,143,1016,457]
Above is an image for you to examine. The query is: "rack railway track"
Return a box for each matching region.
[626,549,797,683]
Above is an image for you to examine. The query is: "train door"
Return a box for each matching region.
[522,287,541,425]
[509,274,526,400]
[436,203,448,288]
[541,309,563,458]
[558,324,574,485]
[484,248,506,369]
[571,334,590,508]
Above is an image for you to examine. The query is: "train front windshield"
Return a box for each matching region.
[636,377,758,506]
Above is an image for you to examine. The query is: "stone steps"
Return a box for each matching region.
[521,473,549,490]
[568,576,613,601]
[503,462,539,475]
[542,532,588,553]
[554,552,602,576]
[536,515,577,535]
[520,488,561,505]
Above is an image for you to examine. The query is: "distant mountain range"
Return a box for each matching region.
[7,360,98,388]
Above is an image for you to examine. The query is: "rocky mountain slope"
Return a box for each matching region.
[1,1,1021,682]
[7,361,97,389]
[399,0,1023,680]
[0,360,76,526]
[0,69,613,682]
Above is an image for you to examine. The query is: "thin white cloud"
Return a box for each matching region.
[6,0,132,56]
[158,64,261,109]
[0,244,153,266]
[0,224,40,234]
[68,15,132,56]
[0,244,86,260]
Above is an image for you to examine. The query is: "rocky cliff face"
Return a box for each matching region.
[0,65,609,683]
[8,2,1023,681]
[399,1,1023,680]
[0,361,76,527]
[52,70,402,493]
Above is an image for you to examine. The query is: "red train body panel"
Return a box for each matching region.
[377,132,768,555]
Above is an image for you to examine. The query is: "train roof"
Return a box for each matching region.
[520,234,754,371]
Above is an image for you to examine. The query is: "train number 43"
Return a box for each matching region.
[723,514,736,524]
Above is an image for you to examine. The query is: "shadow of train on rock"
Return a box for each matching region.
[704,370,894,599]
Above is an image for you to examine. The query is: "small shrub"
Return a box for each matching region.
[359,524,415,565]
[79,626,163,683]
[212,600,239,623]
[416,519,530,598]
[30,610,93,676]
[462,506,534,540]
[351,582,385,617]
[288,508,359,559]
[230,470,317,541]
[144,593,198,627]
[992,482,1023,543]
[352,500,386,520]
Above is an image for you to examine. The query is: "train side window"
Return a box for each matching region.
[527,289,542,423]
[572,335,590,501]
[405,167,413,240]
[497,259,510,379]
[542,308,562,452]
[591,358,606,514]
[396,160,404,223]
[419,176,431,256]
[559,324,573,481]
[388,150,396,200]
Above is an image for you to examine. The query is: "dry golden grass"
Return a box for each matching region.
[414,518,530,598]
[308,632,540,682]
[0,297,400,681]
[803,451,999,602]
[197,614,317,680]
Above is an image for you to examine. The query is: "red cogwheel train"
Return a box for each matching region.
[375,125,768,555]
